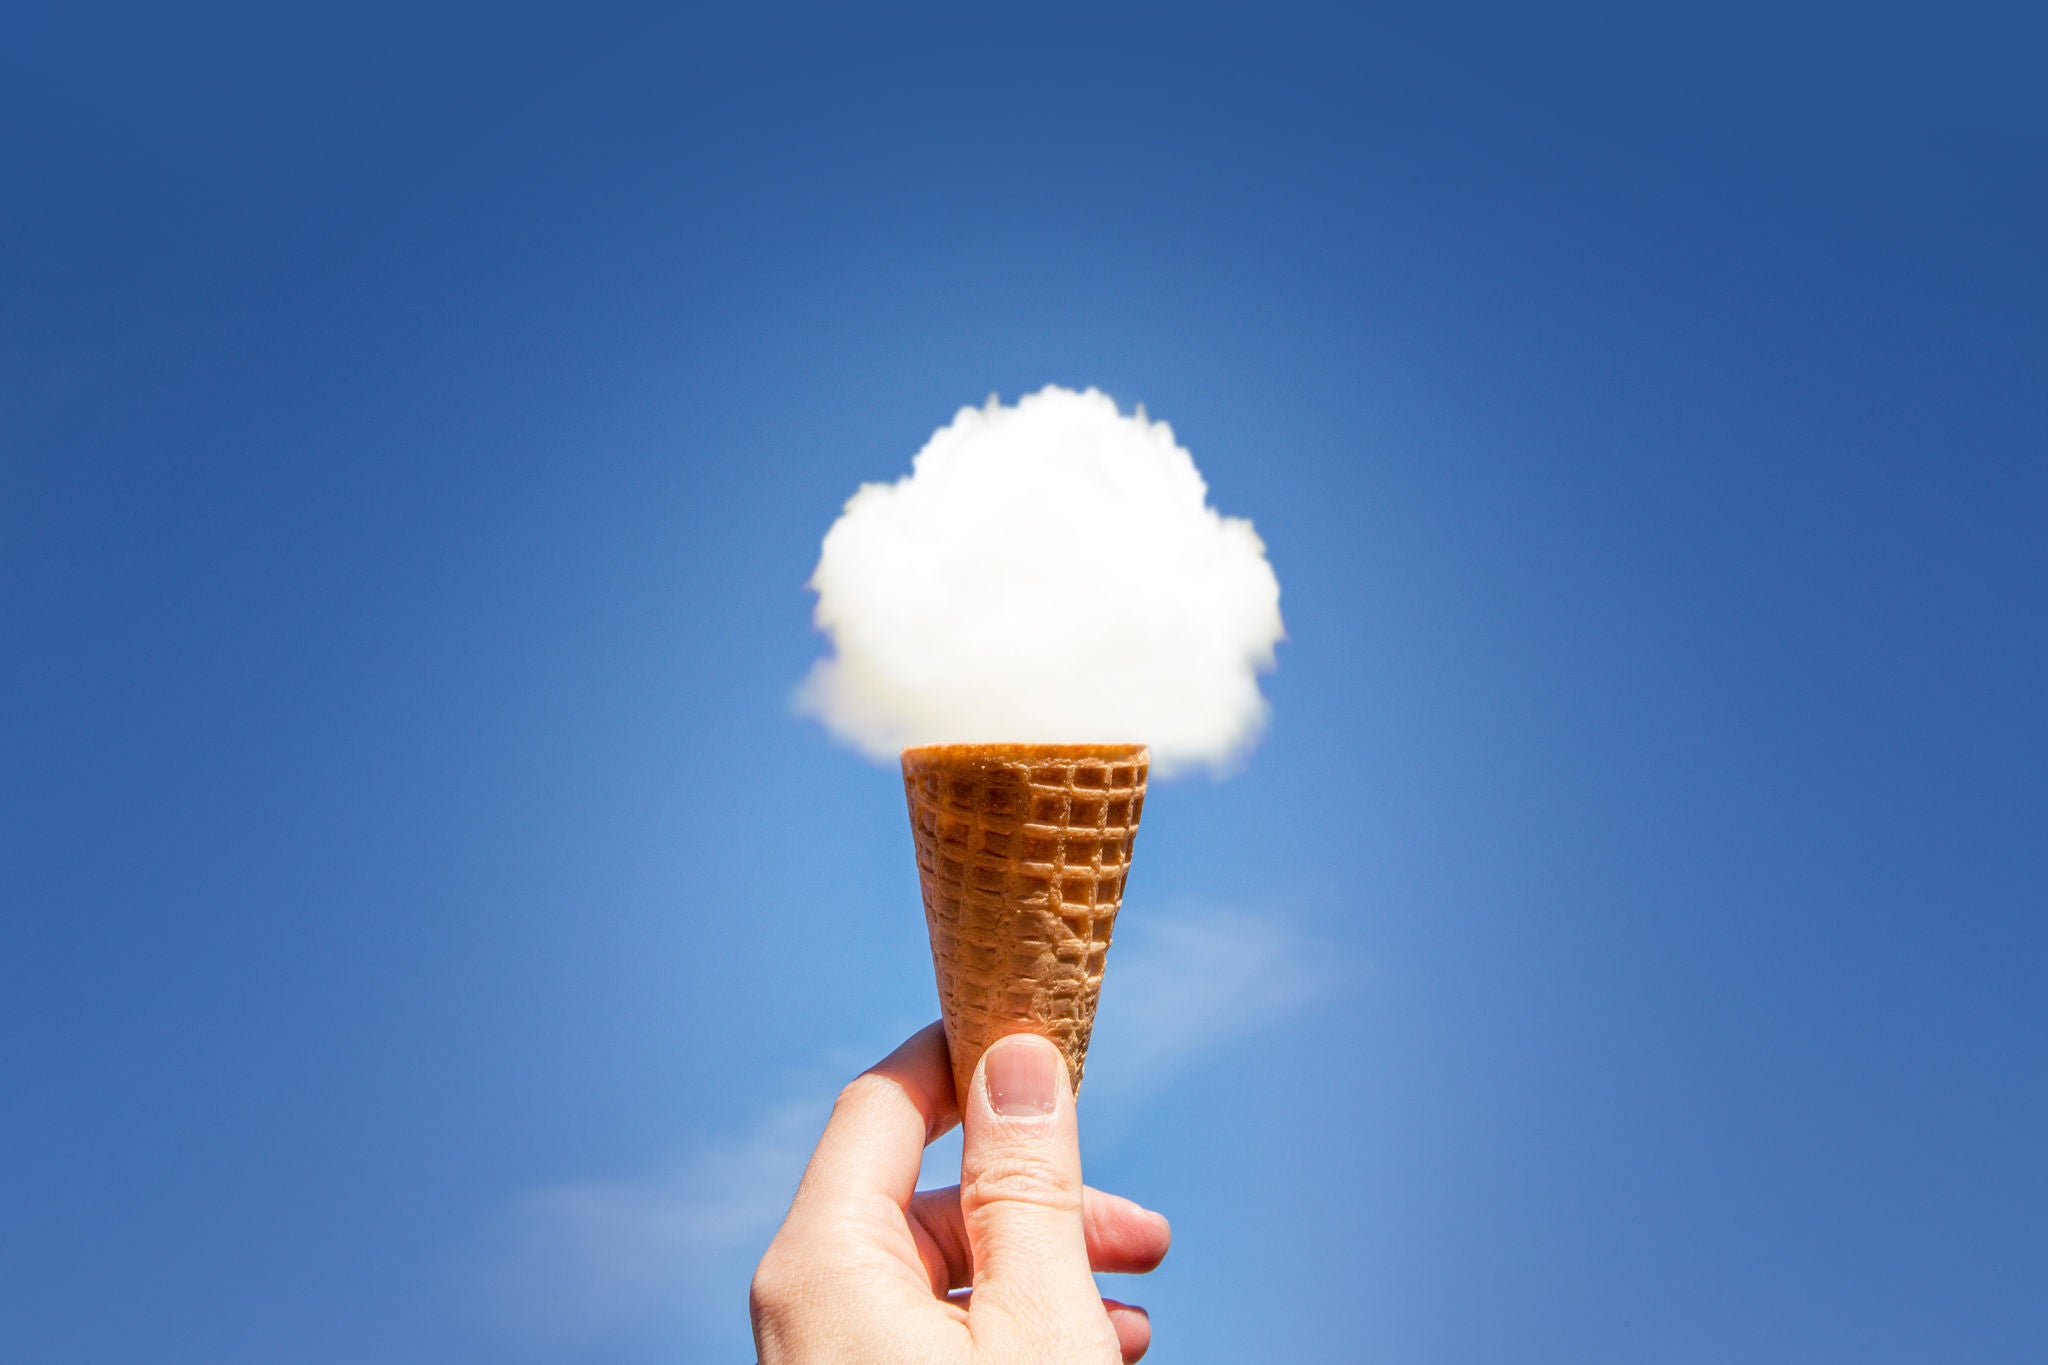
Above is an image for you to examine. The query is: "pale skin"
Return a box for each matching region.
[751,1024,1172,1363]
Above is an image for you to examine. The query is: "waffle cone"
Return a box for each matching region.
[902,742,1149,1104]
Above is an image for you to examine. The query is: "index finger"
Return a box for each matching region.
[788,1021,960,1216]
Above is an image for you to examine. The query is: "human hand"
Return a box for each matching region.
[750,1023,1170,1363]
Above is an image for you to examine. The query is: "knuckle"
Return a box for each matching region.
[831,1071,890,1117]
[747,1247,791,1316]
[748,1240,810,1321]
[961,1150,1081,1216]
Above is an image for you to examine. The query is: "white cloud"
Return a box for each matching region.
[800,386,1285,776]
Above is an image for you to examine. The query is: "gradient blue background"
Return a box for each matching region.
[5,3,2042,1361]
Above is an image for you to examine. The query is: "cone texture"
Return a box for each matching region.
[903,742,1149,1103]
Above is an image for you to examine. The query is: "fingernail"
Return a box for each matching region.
[984,1036,1059,1117]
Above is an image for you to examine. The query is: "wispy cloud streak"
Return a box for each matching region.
[470,1095,826,1349]
[1086,907,1344,1108]
[470,907,1343,1351]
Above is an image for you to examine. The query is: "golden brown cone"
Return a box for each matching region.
[901,742,1149,1104]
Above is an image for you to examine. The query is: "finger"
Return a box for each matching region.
[908,1186,1171,1291]
[787,1022,959,1219]
[1082,1189,1172,1274]
[956,1034,1107,1336]
[1103,1298,1152,1363]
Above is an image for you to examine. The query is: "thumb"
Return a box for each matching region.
[958,1034,1116,1352]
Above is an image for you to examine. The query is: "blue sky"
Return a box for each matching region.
[4,3,2043,1362]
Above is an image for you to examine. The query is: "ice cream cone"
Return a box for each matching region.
[902,742,1149,1104]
